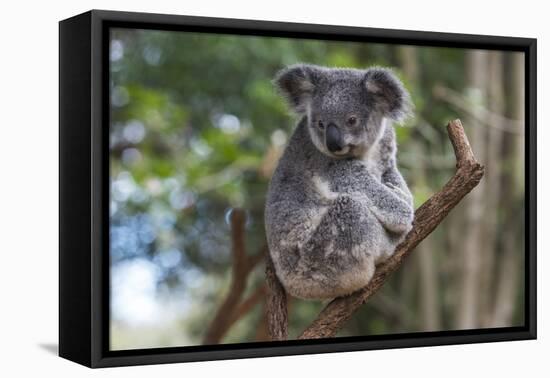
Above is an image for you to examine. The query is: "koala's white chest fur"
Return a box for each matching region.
[312,175,338,200]
[361,140,384,180]
[359,118,388,180]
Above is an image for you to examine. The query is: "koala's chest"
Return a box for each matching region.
[361,140,385,179]
[362,158,383,180]
[315,158,382,196]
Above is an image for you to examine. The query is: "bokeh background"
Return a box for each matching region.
[108,28,525,350]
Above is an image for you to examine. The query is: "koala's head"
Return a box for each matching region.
[274,64,412,159]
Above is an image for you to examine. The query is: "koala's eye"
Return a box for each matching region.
[347,116,358,126]
[318,120,325,129]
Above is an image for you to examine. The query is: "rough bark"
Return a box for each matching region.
[295,119,484,339]
[265,256,288,340]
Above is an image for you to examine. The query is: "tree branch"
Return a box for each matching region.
[228,284,266,326]
[265,255,288,340]
[297,119,484,339]
[203,209,266,344]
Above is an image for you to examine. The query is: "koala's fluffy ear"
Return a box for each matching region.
[362,68,412,122]
[273,64,321,114]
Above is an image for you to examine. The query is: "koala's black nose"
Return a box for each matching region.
[326,123,343,152]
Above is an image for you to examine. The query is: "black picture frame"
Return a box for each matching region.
[59,9,537,368]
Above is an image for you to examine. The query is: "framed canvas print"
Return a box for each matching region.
[59,9,537,368]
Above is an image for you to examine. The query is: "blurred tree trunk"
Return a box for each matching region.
[408,141,441,331]
[397,46,441,331]
[397,46,419,81]
[456,50,489,329]
[254,300,270,341]
[398,255,418,329]
[445,195,466,329]
[490,52,525,327]
[479,51,505,326]
[511,53,526,191]
[418,235,441,330]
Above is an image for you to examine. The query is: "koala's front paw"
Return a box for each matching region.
[386,182,413,203]
[402,215,414,235]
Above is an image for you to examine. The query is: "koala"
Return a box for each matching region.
[264,64,414,300]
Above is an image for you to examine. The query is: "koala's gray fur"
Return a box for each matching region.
[265,64,414,300]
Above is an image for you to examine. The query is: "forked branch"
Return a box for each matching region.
[266,119,485,340]
[203,209,267,344]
